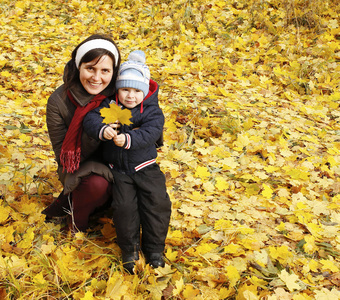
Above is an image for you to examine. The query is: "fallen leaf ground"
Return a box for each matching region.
[0,0,340,299]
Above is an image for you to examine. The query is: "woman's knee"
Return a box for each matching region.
[78,174,111,195]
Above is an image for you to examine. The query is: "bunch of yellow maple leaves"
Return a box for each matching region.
[0,0,340,299]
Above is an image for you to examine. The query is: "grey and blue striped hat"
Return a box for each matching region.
[116,50,150,98]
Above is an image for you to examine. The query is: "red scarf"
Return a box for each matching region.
[60,90,106,173]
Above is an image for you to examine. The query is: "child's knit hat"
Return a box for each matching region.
[116,50,150,98]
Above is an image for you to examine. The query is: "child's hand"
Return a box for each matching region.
[103,126,117,140]
[114,133,126,147]
[110,121,121,132]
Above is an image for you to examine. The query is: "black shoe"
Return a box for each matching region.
[42,191,70,218]
[145,252,165,268]
[122,251,139,274]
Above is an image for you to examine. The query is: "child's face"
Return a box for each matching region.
[118,88,144,108]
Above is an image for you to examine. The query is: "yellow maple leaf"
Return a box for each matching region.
[214,219,233,231]
[221,157,239,170]
[188,191,205,201]
[182,285,199,299]
[286,168,310,181]
[237,283,259,299]
[179,204,203,217]
[219,287,234,299]
[269,245,293,265]
[172,149,195,163]
[243,118,254,130]
[105,272,129,298]
[196,86,204,93]
[238,227,255,234]
[0,225,14,244]
[215,176,229,191]
[261,183,273,199]
[194,166,210,179]
[34,65,45,74]
[100,103,132,126]
[179,23,186,33]
[275,222,286,232]
[147,274,169,299]
[167,230,184,246]
[226,265,240,287]
[233,133,250,151]
[165,248,178,262]
[278,269,302,292]
[320,259,339,273]
[0,203,10,224]
[202,181,215,193]
[306,222,322,238]
[305,259,319,273]
[249,275,268,288]
[1,255,27,276]
[33,272,47,287]
[224,244,245,256]
[41,242,56,255]
[196,243,218,255]
[91,278,107,291]
[17,227,35,249]
[303,235,318,254]
[173,278,184,296]
[1,70,11,78]
[80,291,95,300]
[218,86,229,97]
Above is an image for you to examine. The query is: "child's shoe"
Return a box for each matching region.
[145,252,165,268]
[122,251,139,274]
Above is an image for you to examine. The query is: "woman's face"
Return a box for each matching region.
[79,55,114,95]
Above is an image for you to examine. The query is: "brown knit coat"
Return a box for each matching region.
[46,83,114,194]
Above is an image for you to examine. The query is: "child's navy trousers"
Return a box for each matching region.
[110,164,171,253]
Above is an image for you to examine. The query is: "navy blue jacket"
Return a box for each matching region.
[83,80,164,175]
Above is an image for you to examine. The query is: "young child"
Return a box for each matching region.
[83,50,171,273]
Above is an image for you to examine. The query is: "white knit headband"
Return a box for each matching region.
[75,39,119,69]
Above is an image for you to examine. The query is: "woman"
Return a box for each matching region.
[42,34,121,232]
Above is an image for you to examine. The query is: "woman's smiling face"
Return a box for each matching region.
[79,55,113,95]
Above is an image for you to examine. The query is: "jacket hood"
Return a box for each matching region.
[116,79,159,113]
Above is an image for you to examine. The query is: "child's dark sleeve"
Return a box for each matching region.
[124,107,164,150]
[83,99,110,141]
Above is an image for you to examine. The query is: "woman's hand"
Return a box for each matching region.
[114,134,126,147]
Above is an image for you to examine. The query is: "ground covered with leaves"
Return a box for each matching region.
[0,0,340,299]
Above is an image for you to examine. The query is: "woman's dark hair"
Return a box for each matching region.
[63,34,121,94]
